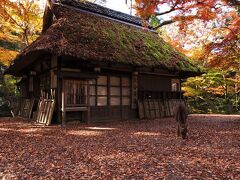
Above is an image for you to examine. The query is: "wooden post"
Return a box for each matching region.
[131,72,138,109]
[57,56,62,124]
[61,81,66,127]
[180,79,182,99]
[120,76,123,120]
[87,80,90,123]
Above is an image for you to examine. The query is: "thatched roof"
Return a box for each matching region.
[6,0,202,76]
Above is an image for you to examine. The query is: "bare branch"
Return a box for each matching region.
[153,20,175,29]
[155,0,179,16]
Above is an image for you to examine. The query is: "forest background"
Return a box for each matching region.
[0,0,239,114]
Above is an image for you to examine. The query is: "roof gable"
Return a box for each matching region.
[54,0,146,27]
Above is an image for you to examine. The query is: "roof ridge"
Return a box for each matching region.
[54,0,151,28]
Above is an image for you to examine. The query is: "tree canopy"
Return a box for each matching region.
[135,0,239,69]
[0,0,43,66]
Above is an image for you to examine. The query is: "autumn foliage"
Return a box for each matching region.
[135,0,239,69]
[0,0,43,66]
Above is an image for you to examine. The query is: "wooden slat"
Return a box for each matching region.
[154,100,160,118]
[46,100,55,125]
[149,100,155,119]
[137,99,186,119]
[36,90,55,126]
[138,100,144,119]
[164,100,170,117]
[144,100,150,119]
[158,100,163,117]
[18,98,35,119]
[168,100,173,116]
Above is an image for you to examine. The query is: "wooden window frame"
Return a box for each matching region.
[96,76,108,106]
[89,75,132,107]
[110,76,121,106]
[89,79,97,106]
[121,77,131,106]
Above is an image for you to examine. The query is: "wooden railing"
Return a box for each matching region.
[138,99,187,119]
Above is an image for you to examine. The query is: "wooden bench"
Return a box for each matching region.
[64,106,88,112]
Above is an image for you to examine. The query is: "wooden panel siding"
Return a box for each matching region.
[138,74,172,92]
[138,99,187,119]
[89,106,137,122]
[19,98,35,119]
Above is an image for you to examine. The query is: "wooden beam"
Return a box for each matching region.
[139,71,179,77]
[61,80,66,127]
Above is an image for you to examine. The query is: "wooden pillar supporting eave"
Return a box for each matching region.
[61,81,66,127]
[56,56,63,125]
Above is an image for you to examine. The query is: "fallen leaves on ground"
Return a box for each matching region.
[0,115,239,179]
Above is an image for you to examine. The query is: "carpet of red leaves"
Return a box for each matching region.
[0,115,239,179]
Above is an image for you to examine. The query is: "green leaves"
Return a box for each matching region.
[183,70,240,114]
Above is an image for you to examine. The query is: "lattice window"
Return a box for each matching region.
[64,79,88,106]
[97,76,107,106]
[110,76,121,105]
[121,77,131,106]
[89,75,131,107]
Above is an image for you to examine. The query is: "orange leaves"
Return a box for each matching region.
[135,0,237,26]
[197,7,217,20]
[207,87,225,95]
[229,16,240,34]
[135,0,159,19]
[0,0,43,47]
[0,48,18,66]
[0,0,43,67]
[0,116,240,178]
[137,0,240,70]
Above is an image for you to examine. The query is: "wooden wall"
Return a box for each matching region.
[89,106,137,122]
[57,58,181,123]
[17,54,182,123]
[18,78,29,98]
[138,74,172,92]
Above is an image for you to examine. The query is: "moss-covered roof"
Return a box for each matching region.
[6,2,202,76]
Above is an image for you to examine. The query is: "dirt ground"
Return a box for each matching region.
[0,114,239,179]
